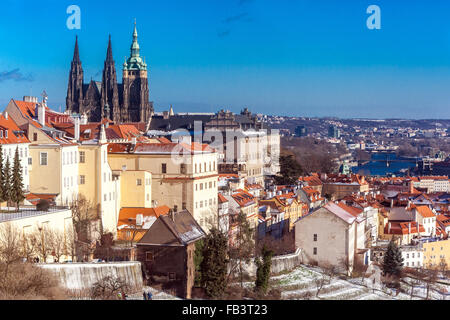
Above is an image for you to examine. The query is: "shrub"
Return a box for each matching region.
[0,262,65,300]
[36,199,50,212]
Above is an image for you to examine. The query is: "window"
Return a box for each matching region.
[28,157,32,165]
[33,132,37,141]
[313,247,317,255]
[182,202,186,210]
[137,179,142,186]
[80,175,85,185]
[104,194,107,201]
[40,152,48,165]
[5,130,8,138]
[313,234,317,241]
[200,183,203,190]
[209,182,212,188]
[162,163,167,174]
[180,164,187,174]
[79,151,85,163]
[146,252,154,261]
[195,164,197,173]
[174,205,178,212]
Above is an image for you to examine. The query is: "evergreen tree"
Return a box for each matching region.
[193,239,204,287]
[274,154,304,185]
[3,157,11,210]
[229,210,255,288]
[0,145,4,202]
[11,147,25,211]
[382,239,404,278]
[255,244,274,295]
[200,227,228,298]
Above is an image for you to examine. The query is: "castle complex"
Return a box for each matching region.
[66,22,153,123]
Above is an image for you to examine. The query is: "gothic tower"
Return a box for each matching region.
[122,22,151,122]
[101,35,120,122]
[66,36,84,114]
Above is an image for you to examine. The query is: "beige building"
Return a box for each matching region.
[107,142,219,231]
[6,98,120,235]
[423,239,450,269]
[0,207,73,263]
[295,202,368,274]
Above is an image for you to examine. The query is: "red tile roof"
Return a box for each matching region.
[0,114,30,144]
[232,189,256,207]
[117,206,170,228]
[415,205,436,218]
[218,193,228,204]
[385,221,425,235]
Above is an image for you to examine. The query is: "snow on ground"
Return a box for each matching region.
[269,264,450,300]
[126,265,450,301]
[127,286,180,300]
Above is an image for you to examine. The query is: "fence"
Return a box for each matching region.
[0,206,70,223]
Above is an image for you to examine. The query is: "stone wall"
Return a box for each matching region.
[38,261,143,292]
[232,248,303,277]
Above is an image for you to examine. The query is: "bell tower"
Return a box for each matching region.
[122,21,151,122]
[66,36,84,114]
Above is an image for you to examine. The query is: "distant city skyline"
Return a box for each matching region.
[1,0,450,119]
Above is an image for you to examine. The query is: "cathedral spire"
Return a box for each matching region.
[123,20,147,71]
[106,34,113,62]
[73,35,80,62]
[131,19,140,58]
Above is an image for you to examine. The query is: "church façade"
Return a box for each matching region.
[66,23,153,123]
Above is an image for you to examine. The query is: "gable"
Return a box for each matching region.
[138,218,181,246]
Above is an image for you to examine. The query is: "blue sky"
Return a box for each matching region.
[1,0,450,119]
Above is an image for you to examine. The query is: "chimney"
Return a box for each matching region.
[4,111,8,120]
[136,214,143,227]
[38,103,45,126]
[388,222,391,234]
[99,124,106,143]
[81,113,88,125]
[131,137,137,145]
[169,209,175,222]
[407,200,411,210]
[390,199,394,208]
[74,117,80,141]
[409,222,411,235]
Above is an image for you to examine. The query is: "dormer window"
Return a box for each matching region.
[0,130,3,138]
[5,130,7,138]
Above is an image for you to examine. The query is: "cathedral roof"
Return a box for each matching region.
[123,22,147,71]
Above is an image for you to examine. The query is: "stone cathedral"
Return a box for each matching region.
[66,23,153,123]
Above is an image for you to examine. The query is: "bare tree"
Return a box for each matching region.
[0,223,22,276]
[423,266,439,300]
[314,263,336,298]
[353,259,369,285]
[48,229,66,263]
[406,268,423,300]
[64,226,77,262]
[33,226,53,263]
[91,275,129,300]
[438,258,448,278]
[19,231,38,263]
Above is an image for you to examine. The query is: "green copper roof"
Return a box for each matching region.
[123,21,147,71]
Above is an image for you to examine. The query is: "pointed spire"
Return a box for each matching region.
[106,34,113,62]
[73,35,80,62]
[130,19,140,58]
